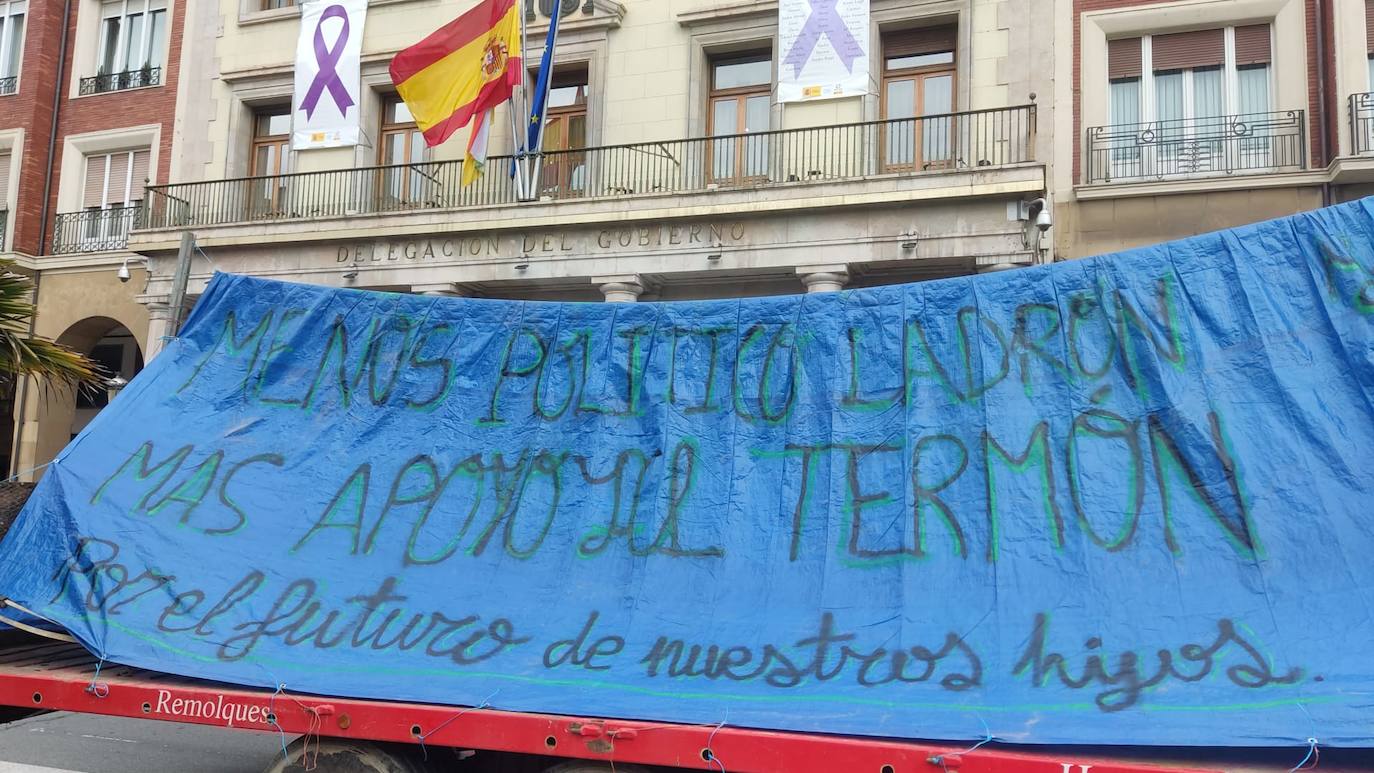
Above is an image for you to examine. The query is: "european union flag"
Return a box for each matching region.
[526,6,562,153]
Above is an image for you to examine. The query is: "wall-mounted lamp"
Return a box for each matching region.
[104,375,129,404]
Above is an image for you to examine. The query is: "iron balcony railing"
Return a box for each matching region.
[51,206,140,254]
[1350,93,1374,155]
[1084,109,1305,184]
[139,105,1037,230]
[0,76,15,96]
[78,66,162,96]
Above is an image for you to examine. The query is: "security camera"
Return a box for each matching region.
[1035,207,1052,232]
[116,258,131,283]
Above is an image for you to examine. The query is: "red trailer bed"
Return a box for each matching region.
[0,632,1351,773]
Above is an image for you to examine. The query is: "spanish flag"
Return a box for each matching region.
[389,0,522,148]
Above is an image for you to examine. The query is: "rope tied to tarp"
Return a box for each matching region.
[928,716,995,772]
[84,656,108,698]
[703,711,728,773]
[413,689,500,762]
[1289,737,1320,772]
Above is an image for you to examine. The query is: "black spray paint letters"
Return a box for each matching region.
[174,276,1188,422]
[50,537,530,666]
[288,439,721,563]
[1012,612,1303,711]
[765,409,1258,564]
[50,539,1301,711]
[640,611,981,691]
[92,401,1255,566]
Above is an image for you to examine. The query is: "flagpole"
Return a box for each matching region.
[529,3,562,197]
[506,93,527,200]
[514,0,534,200]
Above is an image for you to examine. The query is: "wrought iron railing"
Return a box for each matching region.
[78,66,161,96]
[51,206,140,254]
[0,76,15,96]
[1350,93,1374,156]
[1084,110,1305,184]
[139,105,1037,230]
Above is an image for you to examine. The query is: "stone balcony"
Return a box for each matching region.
[128,105,1046,300]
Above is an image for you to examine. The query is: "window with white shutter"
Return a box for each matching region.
[82,149,149,211]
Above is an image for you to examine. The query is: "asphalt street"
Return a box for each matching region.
[0,711,286,773]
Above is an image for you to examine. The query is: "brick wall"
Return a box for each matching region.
[0,0,184,256]
[1072,0,1322,185]
[0,0,63,255]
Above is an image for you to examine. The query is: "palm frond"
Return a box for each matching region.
[0,264,106,390]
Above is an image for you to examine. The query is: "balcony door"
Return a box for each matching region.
[96,0,166,90]
[249,109,291,218]
[1104,26,1273,181]
[537,68,588,199]
[0,0,26,94]
[881,26,956,172]
[708,52,771,186]
[79,149,147,251]
[378,96,427,210]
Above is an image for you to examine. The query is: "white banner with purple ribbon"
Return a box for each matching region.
[292,0,367,150]
[778,0,869,102]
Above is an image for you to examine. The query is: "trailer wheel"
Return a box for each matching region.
[261,738,430,773]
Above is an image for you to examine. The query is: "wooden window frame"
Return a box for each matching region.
[879,38,956,172]
[537,67,589,198]
[706,52,772,186]
[376,95,429,210]
[249,108,291,218]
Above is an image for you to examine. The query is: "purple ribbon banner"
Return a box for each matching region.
[300,4,355,120]
[783,0,864,78]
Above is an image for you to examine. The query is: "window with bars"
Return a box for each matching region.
[708,51,772,185]
[881,25,956,171]
[0,0,26,93]
[1105,25,1274,177]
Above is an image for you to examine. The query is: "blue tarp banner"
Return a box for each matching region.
[3,200,1374,747]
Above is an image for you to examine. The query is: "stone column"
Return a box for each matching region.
[595,275,645,302]
[143,299,173,360]
[412,282,464,297]
[798,265,849,293]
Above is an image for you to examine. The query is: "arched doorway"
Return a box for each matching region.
[29,317,145,471]
[69,324,144,439]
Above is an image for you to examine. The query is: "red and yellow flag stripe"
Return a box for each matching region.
[389,0,523,147]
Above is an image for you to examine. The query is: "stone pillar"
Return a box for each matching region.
[595,275,645,302]
[143,299,173,360]
[412,282,464,297]
[798,266,849,293]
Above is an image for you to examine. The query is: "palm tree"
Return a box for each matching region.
[0,264,102,388]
